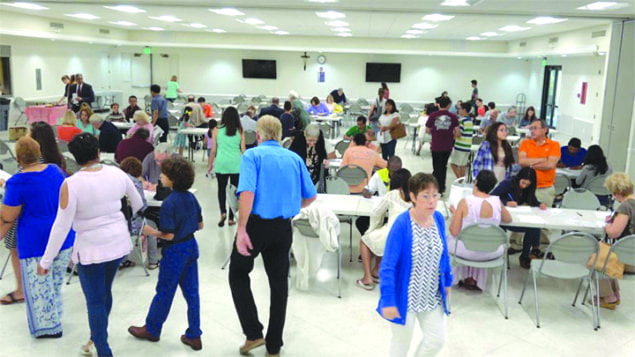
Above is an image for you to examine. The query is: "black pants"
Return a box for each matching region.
[380,139,397,160]
[217,173,239,220]
[156,117,169,143]
[431,150,452,194]
[504,226,541,259]
[356,216,370,235]
[229,215,292,355]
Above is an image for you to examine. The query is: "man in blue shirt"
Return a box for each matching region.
[150,84,169,142]
[230,115,316,357]
[329,87,347,104]
[558,137,586,169]
[257,97,284,119]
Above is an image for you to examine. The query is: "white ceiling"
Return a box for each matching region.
[0,0,633,41]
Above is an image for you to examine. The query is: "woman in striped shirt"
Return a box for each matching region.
[450,102,474,179]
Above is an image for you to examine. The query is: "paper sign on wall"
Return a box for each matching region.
[318,67,325,83]
[580,82,588,104]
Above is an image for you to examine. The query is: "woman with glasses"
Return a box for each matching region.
[448,170,512,291]
[378,173,452,357]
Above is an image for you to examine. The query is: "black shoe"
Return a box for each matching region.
[530,249,545,259]
[507,247,522,255]
[519,256,531,270]
[36,332,63,339]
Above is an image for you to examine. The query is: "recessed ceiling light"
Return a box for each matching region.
[65,13,100,20]
[307,0,339,2]
[422,14,455,21]
[274,31,289,35]
[146,26,164,31]
[527,16,568,25]
[238,18,265,25]
[2,2,49,10]
[561,54,568,57]
[337,32,352,37]
[189,23,207,28]
[104,5,145,13]
[325,20,349,27]
[517,56,522,59]
[149,15,181,22]
[499,25,531,32]
[578,2,629,10]
[316,11,346,19]
[412,22,438,30]
[481,32,499,37]
[401,34,417,39]
[210,28,226,33]
[330,27,351,32]
[209,8,244,16]
[406,29,424,34]
[440,0,470,6]
[109,21,136,26]
[466,36,481,40]
[258,25,278,31]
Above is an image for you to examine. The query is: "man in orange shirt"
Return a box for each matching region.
[518,119,561,206]
[341,133,387,193]
[197,97,214,118]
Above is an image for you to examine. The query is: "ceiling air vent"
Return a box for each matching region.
[548,37,559,44]
[99,29,110,34]
[50,22,64,29]
[591,30,606,38]
[519,41,527,47]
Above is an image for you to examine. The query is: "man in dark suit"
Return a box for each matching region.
[257,97,284,120]
[90,114,122,153]
[68,73,95,112]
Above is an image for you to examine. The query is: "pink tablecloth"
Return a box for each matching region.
[25,105,67,125]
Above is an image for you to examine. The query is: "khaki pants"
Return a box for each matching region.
[536,186,556,244]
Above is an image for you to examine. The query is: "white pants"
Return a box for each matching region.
[389,306,446,357]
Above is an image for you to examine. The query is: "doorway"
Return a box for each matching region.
[540,65,562,128]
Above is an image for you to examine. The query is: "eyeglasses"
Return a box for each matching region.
[419,193,441,201]
[529,126,544,131]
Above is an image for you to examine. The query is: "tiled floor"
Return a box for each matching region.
[0,136,633,357]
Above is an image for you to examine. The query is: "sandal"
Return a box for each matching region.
[118,260,136,270]
[0,292,25,305]
[228,219,236,226]
[147,263,159,270]
[218,214,227,227]
[371,275,380,284]
[355,279,375,291]
[80,340,94,356]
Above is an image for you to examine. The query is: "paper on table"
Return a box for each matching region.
[509,206,532,213]
[0,170,11,182]
[513,215,546,225]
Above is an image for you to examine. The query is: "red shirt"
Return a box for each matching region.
[202,103,214,118]
[425,110,459,152]
[57,125,82,143]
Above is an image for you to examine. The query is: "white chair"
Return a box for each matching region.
[449,224,510,319]
[0,139,19,175]
[334,140,350,158]
[518,232,600,329]
[586,175,612,208]
[336,165,368,188]
[317,123,331,138]
[152,126,164,146]
[293,218,342,298]
[583,234,635,329]
[244,131,257,147]
[356,98,369,106]
[65,157,80,175]
[562,189,601,211]
[221,184,239,269]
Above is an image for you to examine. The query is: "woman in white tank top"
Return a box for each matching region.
[448,170,512,291]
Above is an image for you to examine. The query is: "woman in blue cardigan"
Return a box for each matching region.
[377,173,453,357]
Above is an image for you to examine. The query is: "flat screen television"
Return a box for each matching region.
[242,59,277,79]
[365,62,401,83]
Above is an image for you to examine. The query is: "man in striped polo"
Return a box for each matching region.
[450,101,474,179]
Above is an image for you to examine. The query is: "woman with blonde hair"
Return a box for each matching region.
[595,172,635,310]
[166,75,181,102]
[58,110,83,143]
[76,106,97,135]
[0,137,74,337]
[127,110,154,144]
[325,95,336,113]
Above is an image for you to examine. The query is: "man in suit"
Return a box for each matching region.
[68,73,95,112]
[257,97,284,119]
[89,114,122,153]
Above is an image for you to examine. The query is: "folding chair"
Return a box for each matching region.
[221,184,239,269]
[336,165,367,188]
[583,234,635,329]
[553,174,571,207]
[244,131,257,147]
[65,157,80,175]
[317,123,331,138]
[0,251,10,280]
[519,232,600,329]
[293,218,342,298]
[334,140,350,158]
[562,189,601,211]
[449,224,509,319]
[0,139,19,175]
[281,137,292,149]
[586,175,612,208]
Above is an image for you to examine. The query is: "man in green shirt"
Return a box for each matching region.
[344,116,368,140]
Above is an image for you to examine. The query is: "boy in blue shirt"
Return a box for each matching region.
[558,137,586,169]
[128,156,204,351]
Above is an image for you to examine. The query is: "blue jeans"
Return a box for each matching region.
[146,239,201,339]
[77,257,124,357]
[503,226,540,259]
[380,139,397,160]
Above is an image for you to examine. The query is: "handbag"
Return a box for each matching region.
[586,241,624,279]
[370,98,382,122]
[389,121,407,140]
